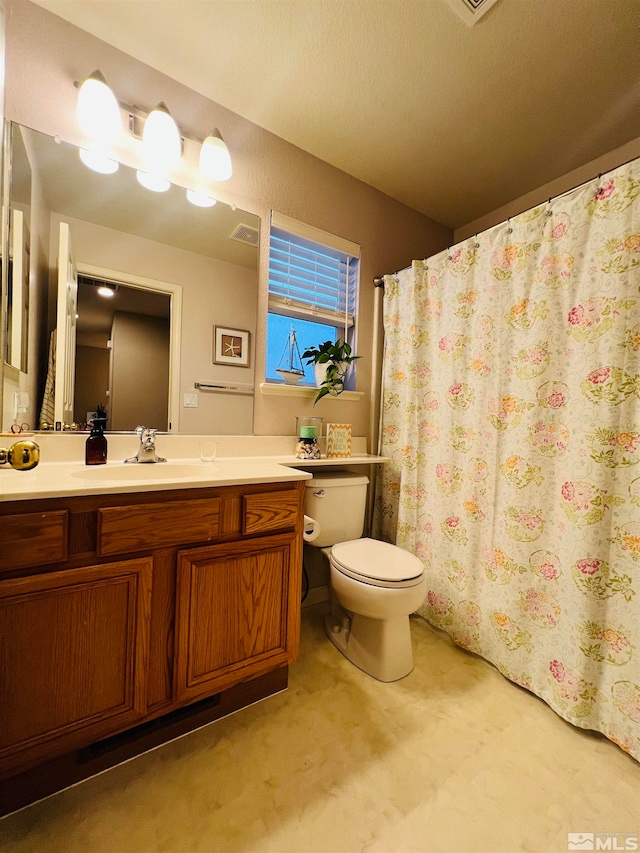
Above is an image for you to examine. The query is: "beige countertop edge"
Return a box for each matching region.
[0,455,389,502]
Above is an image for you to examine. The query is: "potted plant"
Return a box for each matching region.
[301,339,360,404]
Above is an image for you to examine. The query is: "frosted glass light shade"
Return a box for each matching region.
[97,285,115,298]
[79,148,119,174]
[199,130,232,181]
[136,171,171,192]
[142,103,181,168]
[186,189,217,208]
[77,71,121,143]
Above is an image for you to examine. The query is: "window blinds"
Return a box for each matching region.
[268,213,359,329]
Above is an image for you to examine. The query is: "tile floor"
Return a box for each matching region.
[1,604,638,853]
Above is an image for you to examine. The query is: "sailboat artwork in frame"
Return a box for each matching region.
[213,326,250,367]
[276,325,306,384]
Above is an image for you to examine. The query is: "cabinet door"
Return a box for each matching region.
[175,532,299,703]
[0,558,151,776]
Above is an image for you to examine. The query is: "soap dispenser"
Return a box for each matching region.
[85,405,108,465]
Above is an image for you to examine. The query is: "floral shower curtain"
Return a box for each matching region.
[374,160,640,761]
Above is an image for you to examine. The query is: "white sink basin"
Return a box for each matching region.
[71,462,218,480]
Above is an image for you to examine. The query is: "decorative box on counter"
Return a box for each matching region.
[326,423,352,458]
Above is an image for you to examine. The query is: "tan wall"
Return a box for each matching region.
[5,0,452,441]
[455,136,640,243]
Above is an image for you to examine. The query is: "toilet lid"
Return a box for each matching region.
[330,538,424,583]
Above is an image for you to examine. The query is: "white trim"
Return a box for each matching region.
[270,211,360,259]
[76,263,182,433]
[259,382,363,401]
[9,209,25,370]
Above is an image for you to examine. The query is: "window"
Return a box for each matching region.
[266,212,360,385]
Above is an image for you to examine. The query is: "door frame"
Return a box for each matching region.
[77,263,182,432]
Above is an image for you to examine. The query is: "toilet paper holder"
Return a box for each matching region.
[303,514,321,542]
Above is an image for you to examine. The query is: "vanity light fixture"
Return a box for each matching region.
[79,148,119,175]
[76,71,122,143]
[142,102,182,169]
[75,73,233,188]
[186,189,217,208]
[199,130,233,182]
[136,170,171,193]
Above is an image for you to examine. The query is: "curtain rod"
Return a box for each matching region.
[374,151,639,285]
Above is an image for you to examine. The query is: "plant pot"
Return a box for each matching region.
[314,361,349,395]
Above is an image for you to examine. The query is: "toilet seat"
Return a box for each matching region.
[330,538,424,589]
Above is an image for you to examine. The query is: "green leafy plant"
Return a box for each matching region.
[301,339,360,404]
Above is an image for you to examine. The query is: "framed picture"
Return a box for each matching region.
[326,423,352,458]
[213,326,251,367]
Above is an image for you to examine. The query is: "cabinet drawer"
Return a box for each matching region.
[0,511,68,572]
[98,498,220,556]
[243,490,299,535]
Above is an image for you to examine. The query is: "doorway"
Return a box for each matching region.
[74,266,182,431]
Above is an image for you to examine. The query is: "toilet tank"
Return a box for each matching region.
[304,472,369,547]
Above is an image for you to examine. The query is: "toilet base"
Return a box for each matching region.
[324,602,414,682]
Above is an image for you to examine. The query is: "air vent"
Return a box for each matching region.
[230,223,259,246]
[447,0,499,25]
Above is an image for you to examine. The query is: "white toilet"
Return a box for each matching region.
[304,472,426,682]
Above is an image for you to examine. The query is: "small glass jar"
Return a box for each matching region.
[295,416,323,460]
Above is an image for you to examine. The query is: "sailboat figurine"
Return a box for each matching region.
[276,325,306,384]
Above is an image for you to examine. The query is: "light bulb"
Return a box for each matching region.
[77,71,121,143]
[186,189,217,208]
[199,130,232,182]
[142,102,181,169]
[97,286,115,298]
[79,148,119,174]
[136,171,171,192]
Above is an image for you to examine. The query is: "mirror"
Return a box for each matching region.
[2,122,259,434]
[6,126,31,373]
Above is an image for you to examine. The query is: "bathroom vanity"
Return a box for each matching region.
[0,462,309,813]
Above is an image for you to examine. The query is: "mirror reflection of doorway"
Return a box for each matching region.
[74,275,170,431]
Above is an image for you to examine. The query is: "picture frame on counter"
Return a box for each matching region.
[326,423,352,458]
[213,326,250,367]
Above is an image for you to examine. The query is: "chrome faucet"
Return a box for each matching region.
[124,426,167,464]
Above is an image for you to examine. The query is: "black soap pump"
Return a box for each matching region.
[85,405,108,466]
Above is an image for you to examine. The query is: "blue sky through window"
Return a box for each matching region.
[266,314,337,383]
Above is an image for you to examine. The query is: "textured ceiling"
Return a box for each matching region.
[32,0,640,229]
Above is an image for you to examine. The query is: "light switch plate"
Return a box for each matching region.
[184,393,198,408]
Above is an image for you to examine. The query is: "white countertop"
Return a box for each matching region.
[0,454,388,502]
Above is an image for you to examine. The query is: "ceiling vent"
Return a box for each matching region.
[447,0,499,26]
[230,223,259,246]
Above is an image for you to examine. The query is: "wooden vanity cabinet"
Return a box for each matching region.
[0,558,152,777]
[175,532,298,704]
[0,479,304,810]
